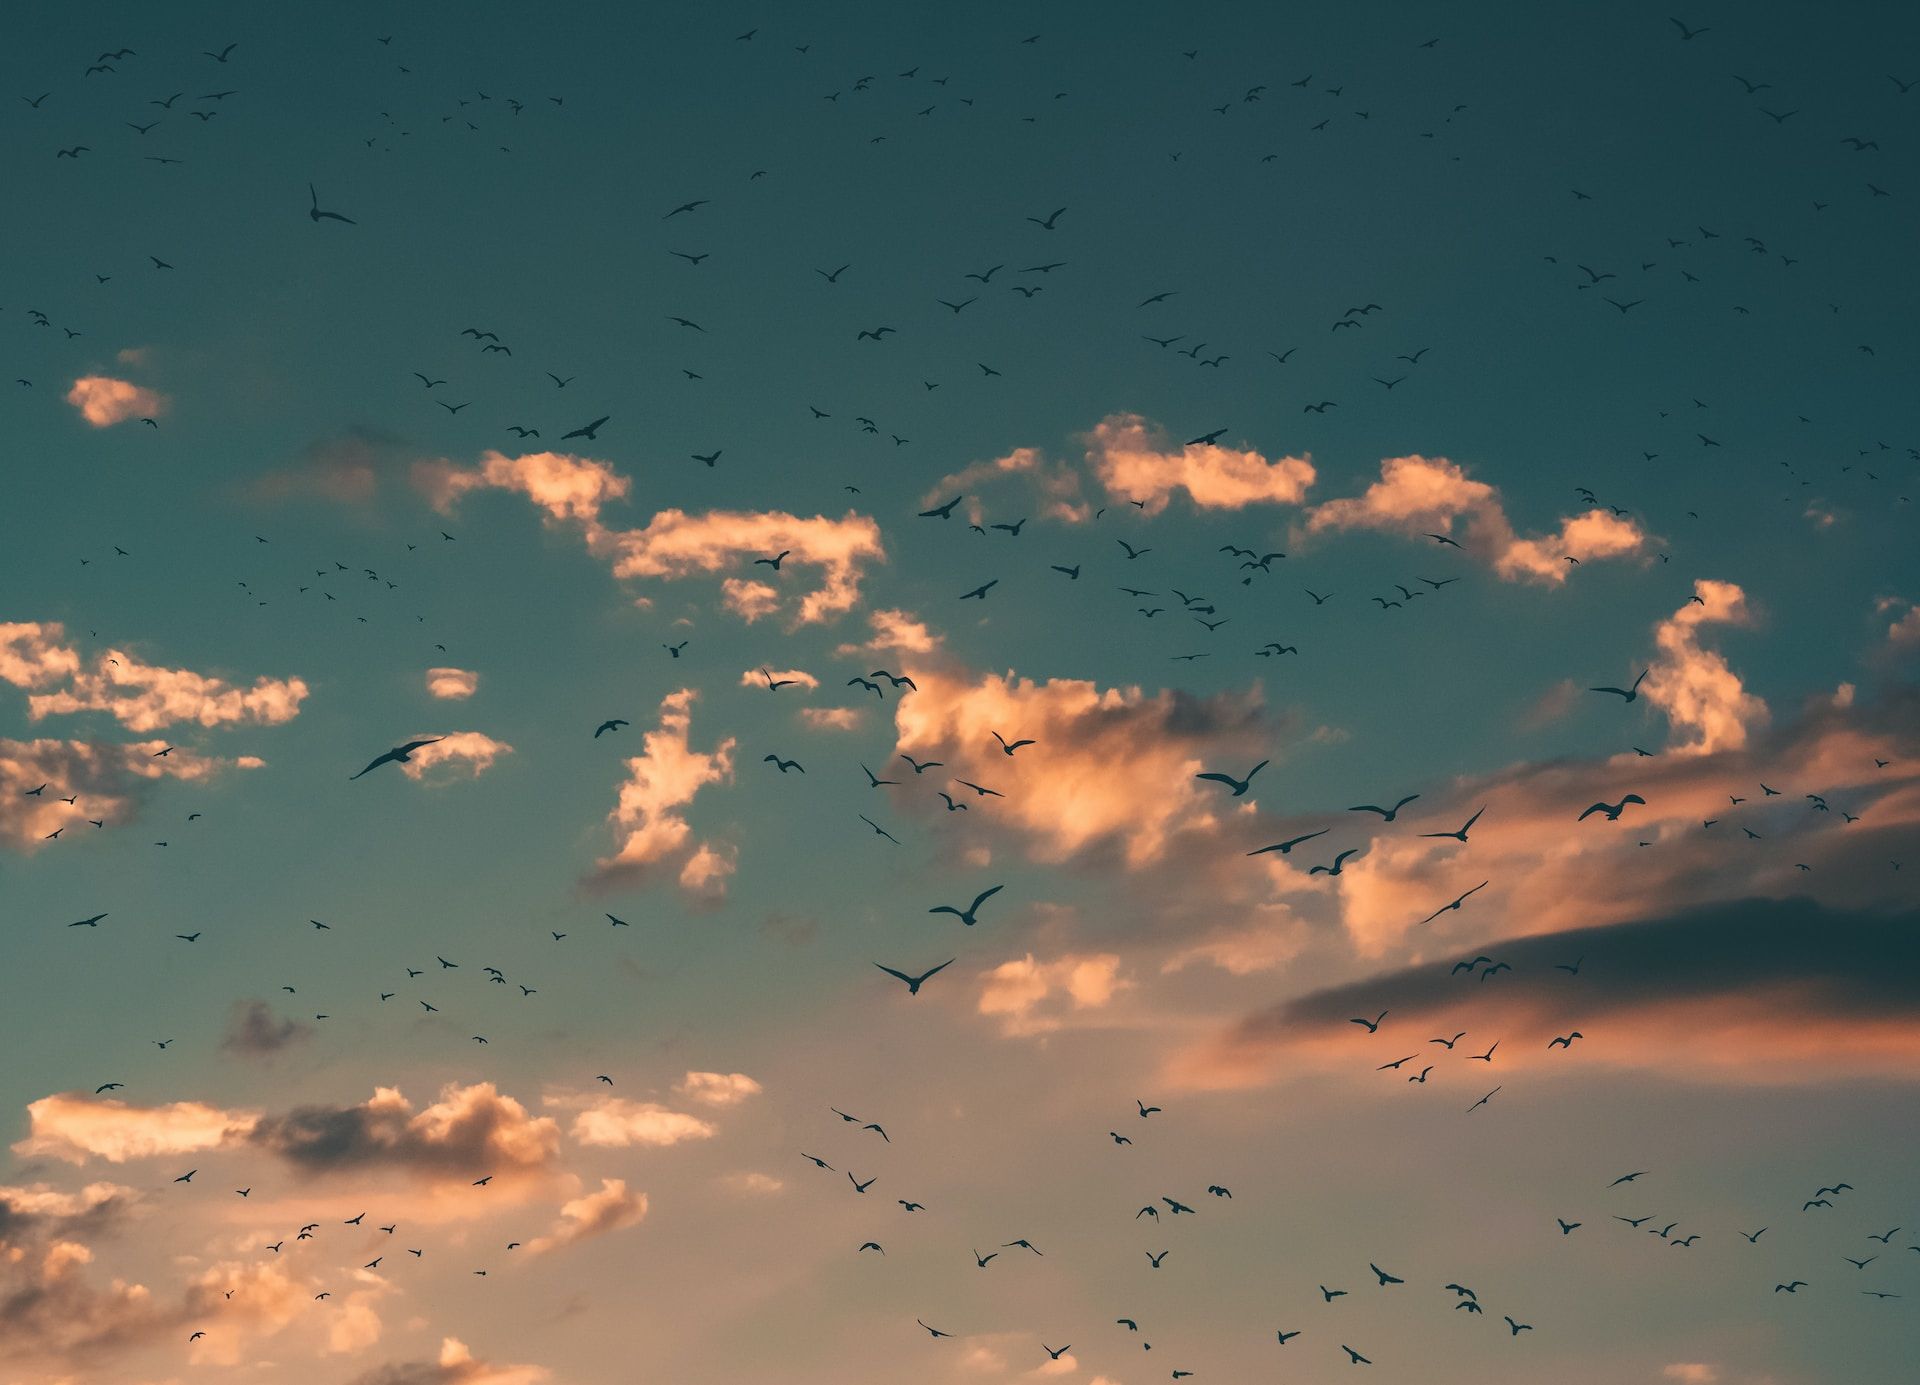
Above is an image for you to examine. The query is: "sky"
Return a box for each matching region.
[2,2,1918,1382]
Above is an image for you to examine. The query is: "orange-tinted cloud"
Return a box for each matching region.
[522,1179,648,1254]
[0,737,261,851]
[674,1071,763,1106]
[420,450,886,625]
[248,1082,560,1184]
[593,690,736,890]
[892,668,1271,866]
[977,952,1130,1036]
[426,667,479,700]
[1084,413,1315,515]
[2,621,307,731]
[398,731,513,781]
[14,1093,259,1164]
[65,375,167,427]
[1644,580,1768,754]
[558,1096,716,1148]
[1173,898,1920,1090]
[926,446,1093,524]
[1304,454,1653,583]
[346,1336,550,1385]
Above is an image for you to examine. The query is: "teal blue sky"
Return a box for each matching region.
[2,3,1918,1383]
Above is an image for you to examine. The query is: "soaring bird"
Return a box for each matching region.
[349,738,444,779]
[1195,760,1268,797]
[1589,669,1649,701]
[928,885,1003,926]
[1579,794,1646,821]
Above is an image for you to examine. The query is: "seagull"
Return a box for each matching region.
[1349,793,1419,821]
[1195,760,1268,797]
[928,885,1003,927]
[1579,794,1646,821]
[873,960,953,994]
[1248,829,1328,856]
[349,738,444,779]
[1589,669,1649,701]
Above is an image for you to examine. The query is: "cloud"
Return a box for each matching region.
[1665,1367,1721,1385]
[346,1337,550,1385]
[592,690,736,890]
[65,375,167,427]
[246,427,422,506]
[2,621,308,732]
[559,1097,716,1149]
[397,731,513,781]
[892,667,1272,866]
[523,1179,648,1254]
[14,1094,258,1165]
[1175,898,1920,1089]
[1644,580,1768,754]
[219,1000,313,1057]
[0,1183,135,1244]
[426,667,479,700]
[1304,454,1653,583]
[799,706,864,731]
[674,1072,762,1106]
[834,608,943,657]
[0,736,260,851]
[249,1083,560,1183]
[977,952,1130,1036]
[738,667,818,690]
[420,450,885,625]
[1084,413,1315,515]
[926,446,1093,524]
[1886,604,1920,654]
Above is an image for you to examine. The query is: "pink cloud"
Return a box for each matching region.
[1084,413,1315,515]
[397,731,513,780]
[675,1072,762,1105]
[0,737,260,852]
[65,375,168,427]
[420,450,885,625]
[926,446,1093,524]
[834,608,942,658]
[977,952,1130,1036]
[425,667,479,700]
[892,668,1271,866]
[14,1093,258,1164]
[523,1179,648,1255]
[1305,454,1654,583]
[558,1096,716,1148]
[799,706,863,731]
[593,690,736,889]
[2,622,308,732]
[1644,580,1767,754]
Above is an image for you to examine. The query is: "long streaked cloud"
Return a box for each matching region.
[1174,897,1920,1089]
[65,375,168,427]
[346,1337,550,1385]
[249,1083,560,1182]
[593,690,736,890]
[15,1094,259,1165]
[1304,454,1654,583]
[419,450,886,625]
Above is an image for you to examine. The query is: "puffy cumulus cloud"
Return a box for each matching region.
[0,1233,173,1365]
[249,1082,559,1183]
[0,1182,135,1244]
[346,1337,550,1385]
[1174,898,1920,1090]
[977,952,1130,1036]
[523,1178,648,1255]
[893,668,1271,866]
[415,449,631,526]
[397,731,513,781]
[65,374,167,427]
[0,622,82,689]
[1644,580,1768,754]
[1304,454,1653,583]
[425,667,479,700]
[14,1093,258,1165]
[738,666,819,690]
[0,736,260,851]
[1084,413,1315,515]
[604,508,885,626]
[677,839,737,900]
[592,690,736,890]
[675,1071,762,1106]
[558,1096,716,1149]
[799,706,864,731]
[421,450,886,625]
[926,446,1093,525]
[2,621,308,732]
[245,427,421,506]
[835,608,943,658]
[219,999,313,1057]
[1886,604,1920,653]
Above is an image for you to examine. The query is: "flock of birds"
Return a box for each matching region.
[4,11,1916,1382]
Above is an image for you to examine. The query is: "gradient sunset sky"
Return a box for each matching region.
[3,4,1918,1384]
